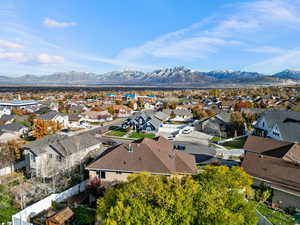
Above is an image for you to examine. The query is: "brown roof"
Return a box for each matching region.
[48,207,74,224]
[244,136,300,161]
[242,152,300,194]
[86,136,196,175]
[243,135,293,155]
[283,143,300,163]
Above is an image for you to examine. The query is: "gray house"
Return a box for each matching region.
[196,112,234,137]
[254,110,300,142]
[122,110,168,133]
[23,133,102,178]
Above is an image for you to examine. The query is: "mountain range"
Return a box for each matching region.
[0,67,299,87]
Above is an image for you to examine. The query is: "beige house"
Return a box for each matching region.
[24,133,102,178]
[86,136,197,182]
[242,135,300,209]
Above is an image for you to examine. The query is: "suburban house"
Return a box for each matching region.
[196,112,233,137]
[23,133,102,178]
[36,111,69,128]
[121,111,168,133]
[242,135,300,209]
[0,114,14,125]
[81,110,113,123]
[254,110,300,142]
[163,109,193,122]
[86,136,197,182]
[0,107,11,118]
[111,105,133,118]
[0,122,28,140]
[68,114,82,128]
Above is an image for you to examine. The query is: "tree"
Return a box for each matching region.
[127,101,134,109]
[0,184,19,223]
[231,112,245,136]
[97,173,199,225]
[32,119,62,139]
[193,166,257,225]
[96,167,258,225]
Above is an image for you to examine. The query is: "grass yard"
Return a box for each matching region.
[72,206,96,225]
[129,132,156,139]
[257,203,296,225]
[106,130,127,137]
[220,137,246,149]
[210,137,226,142]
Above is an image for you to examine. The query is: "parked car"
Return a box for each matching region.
[182,128,192,134]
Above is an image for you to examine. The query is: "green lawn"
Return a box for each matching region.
[129,132,155,139]
[220,138,246,149]
[72,206,96,225]
[210,137,226,142]
[257,203,296,225]
[106,130,127,137]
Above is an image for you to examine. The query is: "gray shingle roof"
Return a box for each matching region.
[50,133,100,156]
[259,110,300,129]
[38,111,64,120]
[23,134,65,155]
[215,112,231,123]
[0,122,26,132]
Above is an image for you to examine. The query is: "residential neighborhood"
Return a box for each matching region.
[1,86,300,225]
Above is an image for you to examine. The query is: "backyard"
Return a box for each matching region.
[257,203,296,225]
[210,137,247,149]
[105,130,127,137]
[128,132,156,139]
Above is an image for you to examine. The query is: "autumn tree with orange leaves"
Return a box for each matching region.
[32,119,62,139]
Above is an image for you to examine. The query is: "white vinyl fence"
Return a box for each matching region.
[12,180,87,225]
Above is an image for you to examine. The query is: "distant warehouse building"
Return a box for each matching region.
[0,100,38,108]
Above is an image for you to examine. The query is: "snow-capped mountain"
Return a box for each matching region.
[273,69,300,80]
[0,67,294,86]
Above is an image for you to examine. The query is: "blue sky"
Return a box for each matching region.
[1,0,300,76]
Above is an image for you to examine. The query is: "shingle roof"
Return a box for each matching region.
[243,135,293,155]
[86,136,197,175]
[276,122,300,142]
[215,112,231,123]
[242,152,300,194]
[38,111,63,120]
[0,122,26,132]
[23,134,65,155]
[154,111,169,121]
[258,110,300,129]
[50,133,100,156]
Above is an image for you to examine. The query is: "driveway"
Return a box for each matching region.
[172,131,216,164]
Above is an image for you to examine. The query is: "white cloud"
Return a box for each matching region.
[116,0,300,65]
[43,18,76,28]
[245,46,285,54]
[246,49,300,73]
[0,40,24,49]
[0,52,64,64]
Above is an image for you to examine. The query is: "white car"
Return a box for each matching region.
[182,129,192,134]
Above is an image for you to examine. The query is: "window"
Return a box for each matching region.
[100,171,106,179]
[56,155,62,161]
[116,171,122,174]
[49,154,53,159]
[96,171,106,179]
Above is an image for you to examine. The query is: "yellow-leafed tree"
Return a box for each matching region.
[32,119,62,139]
